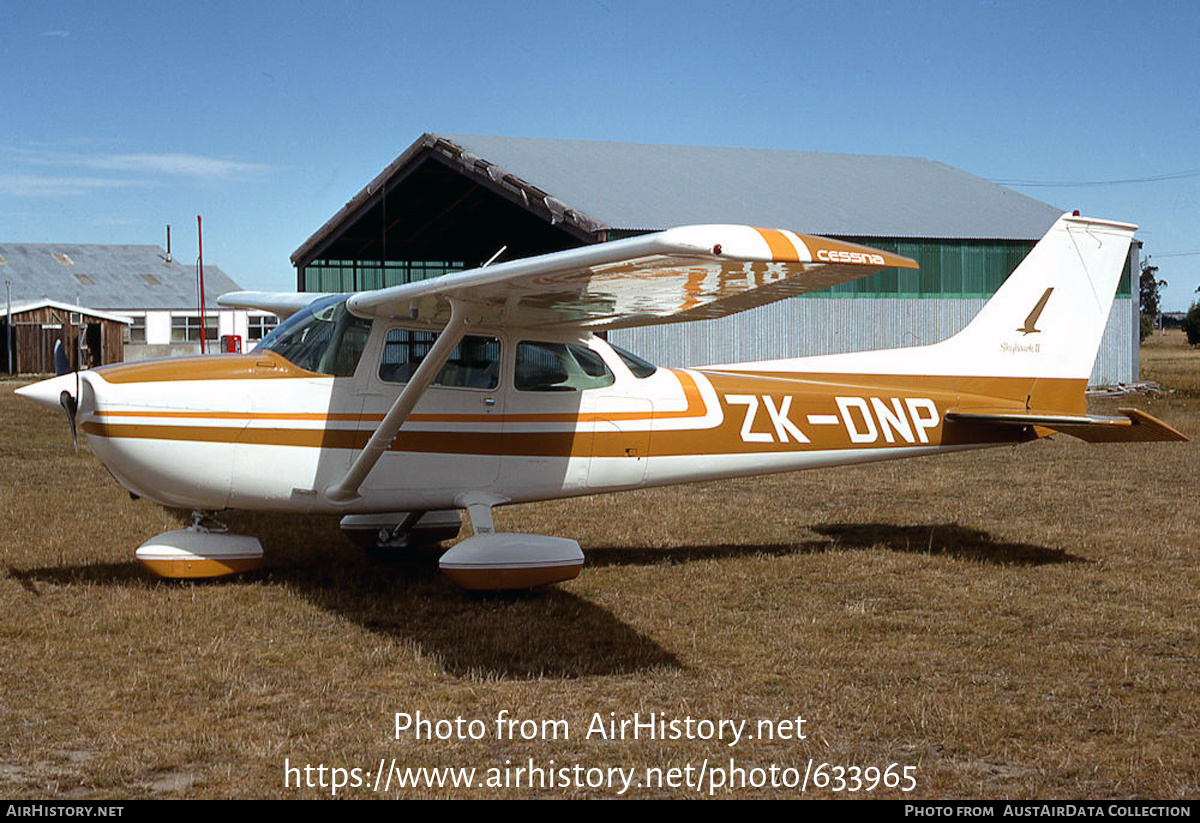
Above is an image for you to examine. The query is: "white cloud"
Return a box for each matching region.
[77,152,273,179]
[1,147,276,193]
[0,174,145,197]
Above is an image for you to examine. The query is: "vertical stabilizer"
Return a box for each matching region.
[926,213,1136,380]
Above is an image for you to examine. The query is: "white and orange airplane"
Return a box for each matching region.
[16,213,1185,589]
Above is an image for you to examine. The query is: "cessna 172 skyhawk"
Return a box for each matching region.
[16,213,1185,589]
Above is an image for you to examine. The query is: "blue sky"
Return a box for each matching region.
[3,1,1198,309]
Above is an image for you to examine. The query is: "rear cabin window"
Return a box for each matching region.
[515,341,615,392]
[379,329,501,389]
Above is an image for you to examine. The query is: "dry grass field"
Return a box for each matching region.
[1,334,1197,799]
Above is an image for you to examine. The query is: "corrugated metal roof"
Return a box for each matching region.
[0,243,240,311]
[439,134,1064,240]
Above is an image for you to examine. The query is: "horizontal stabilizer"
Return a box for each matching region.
[945,407,1187,442]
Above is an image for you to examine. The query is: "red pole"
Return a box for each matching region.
[197,215,207,354]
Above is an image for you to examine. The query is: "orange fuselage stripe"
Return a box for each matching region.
[92,371,712,425]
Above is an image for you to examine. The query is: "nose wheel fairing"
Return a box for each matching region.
[135,514,264,579]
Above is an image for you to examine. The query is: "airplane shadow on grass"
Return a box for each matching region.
[5,521,682,680]
[583,522,1086,568]
[5,520,1080,680]
[268,552,684,680]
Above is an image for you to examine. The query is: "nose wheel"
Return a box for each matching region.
[134,510,264,579]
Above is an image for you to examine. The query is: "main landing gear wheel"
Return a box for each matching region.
[438,495,583,590]
[438,533,584,590]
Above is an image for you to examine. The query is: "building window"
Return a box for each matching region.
[304,260,466,292]
[125,317,146,344]
[247,314,278,340]
[808,238,1041,299]
[171,315,218,342]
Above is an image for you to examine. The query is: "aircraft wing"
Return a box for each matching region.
[344,225,916,330]
[217,291,337,320]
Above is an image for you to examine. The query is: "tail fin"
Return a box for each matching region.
[926,213,1136,380]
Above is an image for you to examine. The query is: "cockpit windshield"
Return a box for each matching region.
[255,294,372,377]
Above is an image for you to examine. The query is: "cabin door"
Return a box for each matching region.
[353,326,505,496]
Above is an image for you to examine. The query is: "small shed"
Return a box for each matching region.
[1,299,129,374]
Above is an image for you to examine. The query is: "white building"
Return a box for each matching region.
[0,242,277,365]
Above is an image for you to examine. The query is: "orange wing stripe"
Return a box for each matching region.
[754,228,801,262]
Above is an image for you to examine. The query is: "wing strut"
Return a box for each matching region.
[324,300,469,504]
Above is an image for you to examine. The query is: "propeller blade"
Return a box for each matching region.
[59,385,78,454]
[15,373,83,454]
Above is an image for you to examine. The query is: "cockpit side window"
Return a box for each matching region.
[256,295,372,377]
[515,341,615,392]
[379,329,501,389]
